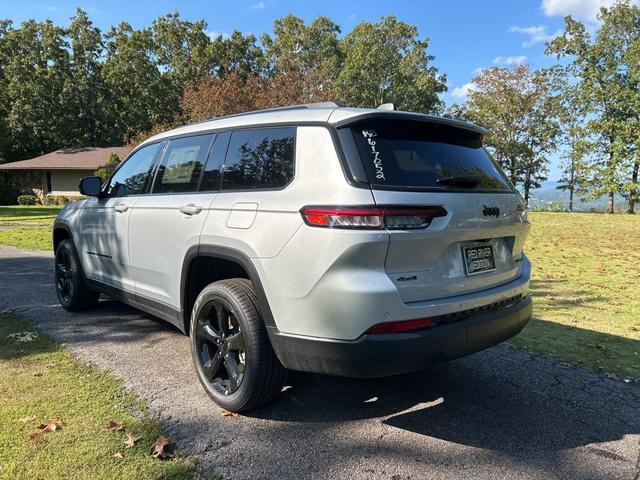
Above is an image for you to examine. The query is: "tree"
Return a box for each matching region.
[207,31,265,78]
[102,22,176,140]
[262,15,342,97]
[464,65,562,203]
[180,70,336,124]
[180,71,262,121]
[556,131,588,212]
[151,12,211,87]
[335,15,446,112]
[0,19,12,163]
[547,1,640,213]
[93,152,121,181]
[2,19,71,160]
[62,9,113,147]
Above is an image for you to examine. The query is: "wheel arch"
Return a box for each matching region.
[52,221,73,254]
[181,245,276,333]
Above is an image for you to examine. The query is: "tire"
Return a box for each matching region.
[54,239,100,312]
[190,278,287,412]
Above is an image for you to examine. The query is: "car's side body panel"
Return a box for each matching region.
[129,192,215,308]
[67,196,137,292]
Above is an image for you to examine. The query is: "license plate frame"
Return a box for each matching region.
[462,244,496,276]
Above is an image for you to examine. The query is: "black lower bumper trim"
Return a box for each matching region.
[268,295,532,378]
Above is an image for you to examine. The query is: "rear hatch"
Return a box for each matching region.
[341,116,530,303]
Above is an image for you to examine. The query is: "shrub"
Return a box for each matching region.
[42,195,56,206]
[94,153,122,182]
[53,195,70,206]
[43,195,84,205]
[17,194,37,205]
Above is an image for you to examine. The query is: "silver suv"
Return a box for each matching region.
[53,102,532,411]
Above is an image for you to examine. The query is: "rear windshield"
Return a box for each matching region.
[349,120,512,192]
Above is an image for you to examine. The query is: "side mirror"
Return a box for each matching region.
[78,176,102,197]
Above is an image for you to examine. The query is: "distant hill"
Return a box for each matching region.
[527,181,612,212]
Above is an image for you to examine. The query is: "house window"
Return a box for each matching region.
[46,172,52,193]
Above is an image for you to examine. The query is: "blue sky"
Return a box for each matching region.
[1,0,621,180]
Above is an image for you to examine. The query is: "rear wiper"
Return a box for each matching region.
[436,175,481,188]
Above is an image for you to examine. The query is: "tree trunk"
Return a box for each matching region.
[606,192,615,214]
[523,170,531,204]
[568,159,575,212]
[569,186,574,212]
[626,156,639,214]
[605,139,615,214]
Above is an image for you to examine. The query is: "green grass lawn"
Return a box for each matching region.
[0,226,53,250]
[0,205,62,251]
[0,313,201,479]
[510,212,640,380]
[0,205,62,224]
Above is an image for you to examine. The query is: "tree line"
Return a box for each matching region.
[449,1,639,213]
[0,2,638,213]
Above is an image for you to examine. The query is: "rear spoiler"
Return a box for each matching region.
[331,111,487,139]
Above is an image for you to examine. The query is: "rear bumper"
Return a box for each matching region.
[268,295,532,377]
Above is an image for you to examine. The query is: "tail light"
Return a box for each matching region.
[366,317,434,334]
[300,206,447,230]
[516,203,528,221]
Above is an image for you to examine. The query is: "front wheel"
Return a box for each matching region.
[54,239,100,311]
[190,278,287,412]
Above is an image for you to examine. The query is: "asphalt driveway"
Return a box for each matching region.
[1,245,639,479]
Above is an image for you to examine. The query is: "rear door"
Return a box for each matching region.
[128,133,222,309]
[346,119,530,303]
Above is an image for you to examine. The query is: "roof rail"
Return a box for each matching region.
[188,101,345,126]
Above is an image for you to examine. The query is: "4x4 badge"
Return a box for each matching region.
[483,205,500,217]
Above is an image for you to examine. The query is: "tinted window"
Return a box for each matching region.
[222,128,295,190]
[200,132,230,192]
[350,120,511,191]
[152,134,214,194]
[107,142,163,197]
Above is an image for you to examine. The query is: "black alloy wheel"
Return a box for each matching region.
[189,278,287,412]
[194,299,247,395]
[55,246,74,304]
[54,239,100,311]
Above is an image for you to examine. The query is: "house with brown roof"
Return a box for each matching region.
[0,146,129,199]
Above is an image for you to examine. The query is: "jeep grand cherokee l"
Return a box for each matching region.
[53,102,532,411]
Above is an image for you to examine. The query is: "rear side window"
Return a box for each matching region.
[349,120,511,191]
[152,134,214,194]
[221,127,295,190]
[107,142,162,197]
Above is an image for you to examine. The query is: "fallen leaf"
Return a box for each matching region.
[7,331,38,343]
[103,421,125,432]
[28,432,43,443]
[151,436,172,459]
[124,433,140,449]
[112,452,124,459]
[37,418,64,432]
[19,415,36,423]
[221,409,239,418]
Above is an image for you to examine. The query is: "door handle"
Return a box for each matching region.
[179,204,202,216]
[114,204,129,213]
